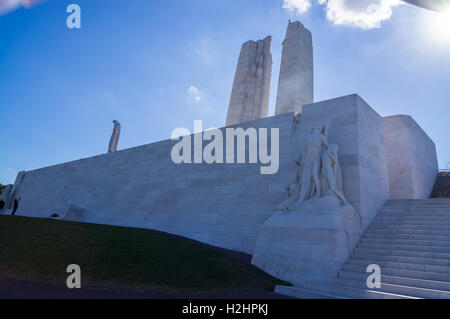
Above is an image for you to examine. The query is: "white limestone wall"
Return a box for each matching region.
[226,37,273,126]
[15,113,295,255]
[383,115,438,199]
[13,94,395,258]
[298,94,390,230]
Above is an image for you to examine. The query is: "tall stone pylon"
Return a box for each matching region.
[275,21,313,115]
[226,36,272,126]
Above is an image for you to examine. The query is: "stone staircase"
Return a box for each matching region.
[276,199,450,299]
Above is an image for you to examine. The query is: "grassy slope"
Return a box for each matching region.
[0,216,287,293]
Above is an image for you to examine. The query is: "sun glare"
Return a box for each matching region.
[426,9,450,43]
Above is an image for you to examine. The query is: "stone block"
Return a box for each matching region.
[63,205,86,222]
[383,115,438,199]
[299,94,390,230]
[252,206,362,286]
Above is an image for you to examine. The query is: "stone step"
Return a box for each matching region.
[370,220,450,226]
[345,258,450,275]
[339,268,450,291]
[386,200,450,205]
[368,224,450,231]
[386,201,450,204]
[383,208,450,213]
[382,205,450,210]
[359,237,450,248]
[405,205,450,209]
[357,242,450,254]
[382,209,450,213]
[384,205,450,210]
[327,199,450,298]
[349,253,450,267]
[377,211,450,216]
[379,213,450,218]
[353,247,450,260]
[372,218,450,224]
[384,201,450,204]
[343,262,450,278]
[382,205,450,209]
[378,216,450,221]
[335,275,449,299]
[275,284,415,299]
[382,207,450,212]
[342,264,450,282]
[375,214,450,223]
[364,228,450,237]
[385,202,450,207]
[363,232,450,242]
[372,216,450,222]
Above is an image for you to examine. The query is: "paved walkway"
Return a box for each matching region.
[0,279,288,299]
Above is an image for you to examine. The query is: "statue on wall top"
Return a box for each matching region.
[0,185,12,211]
[0,185,12,201]
[277,125,349,213]
[108,120,121,153]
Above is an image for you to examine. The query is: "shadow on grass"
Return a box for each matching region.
[0,216,289,294]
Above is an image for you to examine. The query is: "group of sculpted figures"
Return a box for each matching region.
[277,125,348,213]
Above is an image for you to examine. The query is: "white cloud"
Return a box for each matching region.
[187,86,202,102]
[321,0,403,29]
[283,0,312,14]
[0,0,43,15]
[282,0,403,29]
[190,37,220,65]
[186,85,216,115]
[193,39,210,58]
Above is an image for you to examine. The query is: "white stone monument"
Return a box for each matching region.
[226,36,273,126]
[275,21,314,115]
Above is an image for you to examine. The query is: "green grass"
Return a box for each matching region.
[0,216,287,293]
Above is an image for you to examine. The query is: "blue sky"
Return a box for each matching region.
[0,0,449,184]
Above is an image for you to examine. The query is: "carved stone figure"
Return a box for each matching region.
[296,125,328,203]
[276,159,302,212]
[108,120,121,153]
[321,144,347,205]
